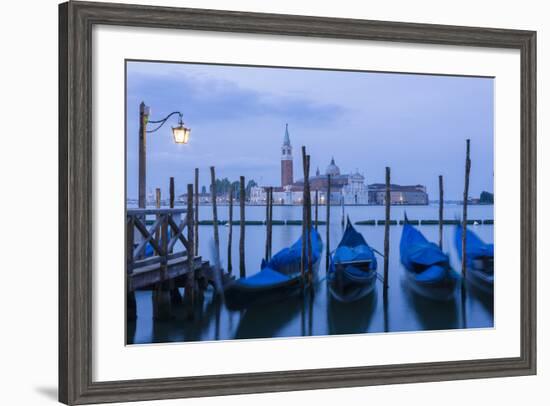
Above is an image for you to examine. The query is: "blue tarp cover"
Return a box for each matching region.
[238,267,291,287]
[331,221,377,269]
[268,228,322,271]
[333,245,375,264]
[329,221,377,284]
[235,228,322,288]
[454,226,494,261]
[400,223,450,282]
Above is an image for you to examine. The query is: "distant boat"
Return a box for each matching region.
[327,218,378,302]
[224,228,322,310]
[454,226,494,294]
[400,218,459,300]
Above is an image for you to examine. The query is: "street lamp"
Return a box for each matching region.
[147,110,191,144]
[138,102,191,208]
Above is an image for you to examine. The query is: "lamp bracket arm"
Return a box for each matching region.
[146,111,183,133]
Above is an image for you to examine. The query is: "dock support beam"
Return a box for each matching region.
[184,183,195,307]
[153,211,172,320]
[153,287,172,321]
[169,177,182,305]
[153,220,173,321]
[126,216,136,321]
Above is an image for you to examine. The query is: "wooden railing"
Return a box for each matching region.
[126,208,190,275]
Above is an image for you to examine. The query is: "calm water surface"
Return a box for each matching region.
[127,204,494,344]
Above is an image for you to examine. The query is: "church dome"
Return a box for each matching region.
[326,157,340,176]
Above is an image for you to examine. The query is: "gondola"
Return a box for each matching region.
[224,228,322,310]
[454,226,494,294]
[327,219,378,302]
[400,218,458,300]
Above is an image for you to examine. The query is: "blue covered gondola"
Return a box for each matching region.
[224,228,322,310]
[400,219,458,300]
[454,226,494,294]
[328,219,378,302]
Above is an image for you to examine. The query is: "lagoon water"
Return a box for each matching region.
[127,204,494,344]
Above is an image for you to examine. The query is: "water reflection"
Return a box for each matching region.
[327,289,377,335]
[234,294,303,339]
[401,278,460,331]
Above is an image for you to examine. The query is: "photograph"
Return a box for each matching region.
[125,60,495,345]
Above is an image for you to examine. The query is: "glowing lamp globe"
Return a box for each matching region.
[172,125,190,144]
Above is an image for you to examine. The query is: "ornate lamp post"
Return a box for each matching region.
[138,101,191,208]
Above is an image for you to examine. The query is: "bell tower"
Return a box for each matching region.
[281,123,293,187]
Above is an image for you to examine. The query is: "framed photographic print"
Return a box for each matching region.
[59,1,536,404]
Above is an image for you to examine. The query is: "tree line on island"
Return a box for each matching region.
[183,177,258,201]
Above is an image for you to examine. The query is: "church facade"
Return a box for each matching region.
[249,125,428,205]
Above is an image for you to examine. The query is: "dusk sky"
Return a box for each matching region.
[126,61,494,201]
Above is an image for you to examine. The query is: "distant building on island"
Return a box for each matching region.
[368,184,429,205]
[249,125,429,205]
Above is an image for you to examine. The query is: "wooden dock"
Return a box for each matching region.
[127,207,233,320]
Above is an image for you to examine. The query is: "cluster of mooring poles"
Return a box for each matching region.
[378,138,471,332]
[207,168,248,285]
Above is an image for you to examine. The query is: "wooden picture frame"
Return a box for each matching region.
[59,1,536,404]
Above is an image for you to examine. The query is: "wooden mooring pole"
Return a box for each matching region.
[383,167,391,292]
[265,187,273,261]
[169,177,175,208]
[269,187,273,259]
[264,187,270,261]
[305,155,313,284]
[461,139,471,277]
[155,188,161,244]
[155,188,161,208]
[210,167,221,273]
[239,176,246,278]
[325,174,331,272]
[341,197,345,227]
[439,175,444,249]
[194,168,199,256]
[138,102,148,209]
[227,188,233,274]
[185,183,195,306]
[314,189,319,231]
[300,147,307,284]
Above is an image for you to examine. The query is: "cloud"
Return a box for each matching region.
[127,62,346,124]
